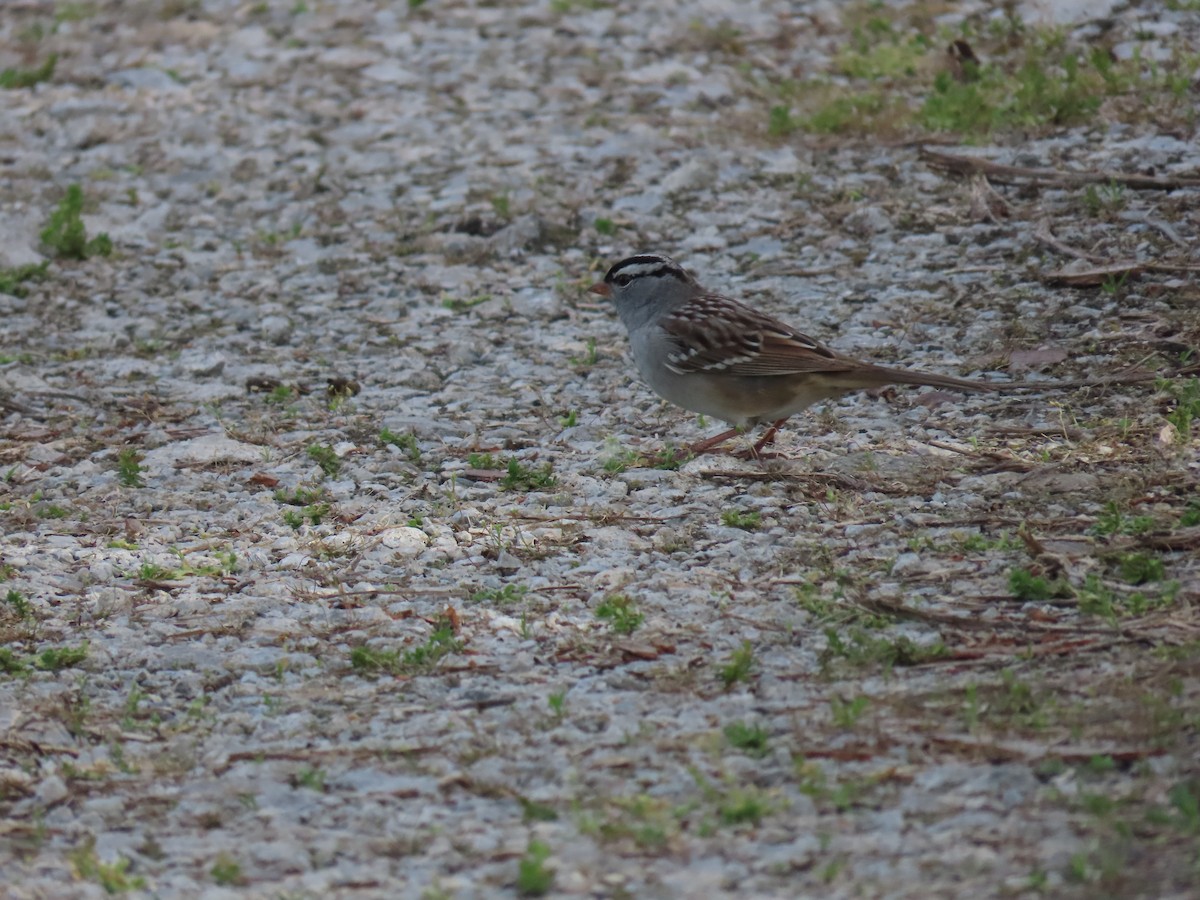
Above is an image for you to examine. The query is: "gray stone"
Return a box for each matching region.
[107,68,184,91]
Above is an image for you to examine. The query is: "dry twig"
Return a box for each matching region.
[920,147,1200,190]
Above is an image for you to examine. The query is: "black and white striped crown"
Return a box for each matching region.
[603,254,693,288]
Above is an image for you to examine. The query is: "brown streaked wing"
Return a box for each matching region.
[660,294,865,377]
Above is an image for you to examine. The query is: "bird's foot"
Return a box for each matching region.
[686,427,743,457]
[727,418,790,460]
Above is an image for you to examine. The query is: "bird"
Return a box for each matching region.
[588,253,1005,456]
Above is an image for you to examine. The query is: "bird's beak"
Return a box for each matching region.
[587,282,611,297]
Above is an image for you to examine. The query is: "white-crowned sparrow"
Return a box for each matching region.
[588,253,1004,455]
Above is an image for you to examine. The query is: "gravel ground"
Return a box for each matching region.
[2,1,1199,898]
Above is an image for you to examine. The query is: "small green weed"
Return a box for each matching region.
[691,768,772,827]
[519,797,558,823]
[594,217,616,235]
[830,695,870,728]
[400,628,460,672]
[35,643,89,671]
[580,793,673,848]
[441,293,491,313]
[294,767,325,791]
[350,627,461,676]
[306,444,340,477]
[594,594,643,636]
[516,840,554,896]
[720,642,755,687]
[56,3,97,23]
[282,501,328,529]
[821,628,946,670]
[380,427,421,462]
[962,684,981,732]
[138,549,236,580]
[472,584,528,604]
[570,337,599,367]
[490,192,511,219]
[765,18,1195,141]
[121,685,151,731]
[501,458,555,491]
[1009,567,1058,601]
[0,54,57,89]
[956,530,1021,552]
[1076,574,1119,619]
[992,669,1050,727]
[69,840,145,894]
[1100,271,1129,297]
[184,695,213,723]
[1081,181,1127,217]
[836,31,926,79]
[116,448,144,487]
[650,446,689,470]
[1092,500,1156,536]
[137,562,182,581]
[41,185,112,260]
[718,787,770,826]
[1077,573,1176,620]
[210,854,243,886]
[1153,781,1200,834]
[265,383,295,404]
[275,486,326,506]
[723,721,770,757]
[4,589,32,620]
[0,261,50,297]
[805,92,888,133]
[767,104,800,137]
[0,648,27,674]
[255,222,302,246]
[465,452,499,471]
[1118,552,1165,585]
[601,446,642,474]
[1083,754,1117,776]
[797,583,887,629]
[920,44,1102,134]
[1159,377,1200,439]
[720,509,761,531]
[17,21,47,43]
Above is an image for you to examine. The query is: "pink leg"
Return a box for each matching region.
[687,426,743,456]
[730,419,790,460]
[752,418,789,453]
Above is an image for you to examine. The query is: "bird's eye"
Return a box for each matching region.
[613,273,632,287]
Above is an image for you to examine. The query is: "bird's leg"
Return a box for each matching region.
[686,426,743,456]
[752,418,789,453]
[730,418,790,460]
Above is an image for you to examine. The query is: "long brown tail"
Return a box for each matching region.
[850,363,1008,394]
[841,362,1164,395]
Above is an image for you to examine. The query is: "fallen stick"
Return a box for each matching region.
[1043,263,1145,287]
[1033,221,1107,262]
[1034,223,1200,285]
[920,146,1200,190]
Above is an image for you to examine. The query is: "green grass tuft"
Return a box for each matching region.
[41,185,112,260]
[0,54,57,89]
[594,594,644,635]
[0,261,50,297]
[516,840,554,896]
